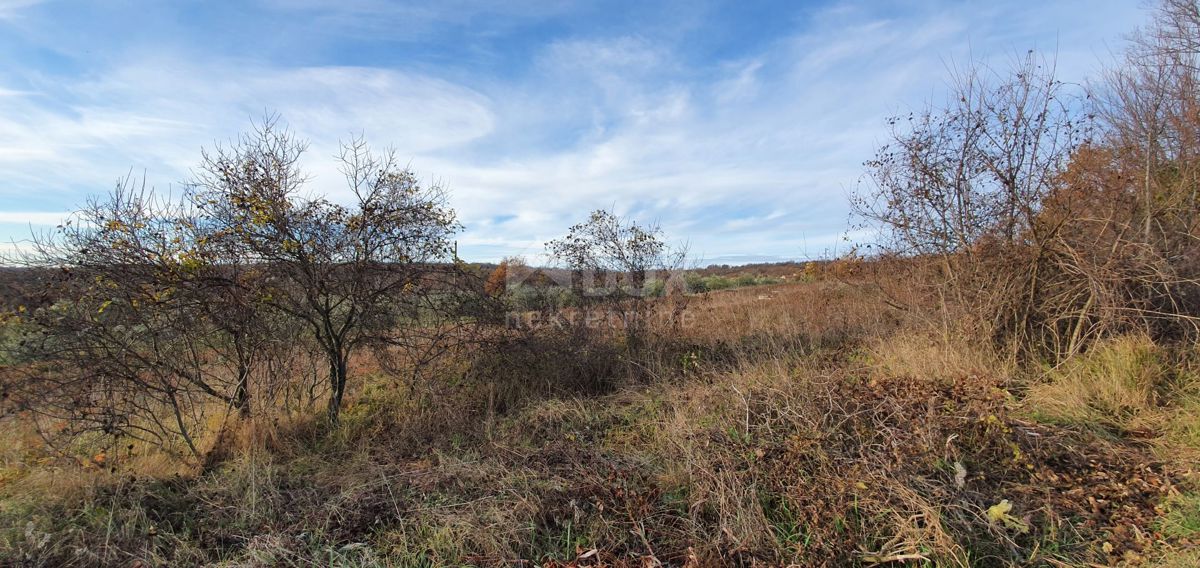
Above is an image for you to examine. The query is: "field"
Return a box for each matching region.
[5,1,1200,566]
[3,274,1198,567]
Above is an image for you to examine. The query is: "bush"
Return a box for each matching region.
[506,284,577,312]
[705,276,734,291]
[644,279,667,298]
[0,314,24,366]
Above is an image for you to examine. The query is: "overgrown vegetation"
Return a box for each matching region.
[855,4,1200,362]
[3,1,1200,566]
[682,272,783,293]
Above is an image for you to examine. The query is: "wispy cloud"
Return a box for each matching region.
[0,0,44,19]
[0,0,1148,263]
[0,61,495,203]
[0,211,69,225]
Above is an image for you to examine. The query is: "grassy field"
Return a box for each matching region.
[2,276,1198,567]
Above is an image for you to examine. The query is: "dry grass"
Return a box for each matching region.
[866,332,1012,384]
[675,281,898,347]
[1023,335,1168,432]
[2,278,1198,566]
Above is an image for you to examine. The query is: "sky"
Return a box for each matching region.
[0,0,1149,265]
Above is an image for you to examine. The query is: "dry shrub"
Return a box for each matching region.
[465,331,623,414]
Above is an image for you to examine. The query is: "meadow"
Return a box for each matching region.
[6,1,1200,565]
[3,266,1199,566]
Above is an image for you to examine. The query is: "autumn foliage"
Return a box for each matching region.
[856,4,1200,360]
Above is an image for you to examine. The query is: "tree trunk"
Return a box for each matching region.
[232,337,252,419]
[326,349,349,424]
[234,363,251,419]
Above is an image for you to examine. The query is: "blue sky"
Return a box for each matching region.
[0,0,1146,264]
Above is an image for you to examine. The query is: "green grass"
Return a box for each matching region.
[1160,492,1200,539]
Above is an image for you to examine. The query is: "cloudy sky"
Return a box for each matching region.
[0,0,1147,264]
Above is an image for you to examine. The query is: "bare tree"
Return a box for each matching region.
[855,51,1090,354]
[190,118,461,423]
[857,51,1086,254]
[7,179,250,459]
[546,209,687,351]
[4,114,470,465]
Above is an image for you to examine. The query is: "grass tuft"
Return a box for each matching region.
[1024,335,1167,431]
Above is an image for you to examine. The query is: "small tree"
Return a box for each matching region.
[854,51,1089,353]
[546,209,686,349]
[191,119,460,423]
[9,180,251,459]
[484,260,508,298]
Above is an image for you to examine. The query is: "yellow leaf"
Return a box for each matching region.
[986,499,1029,533]
[986,499,1012,522]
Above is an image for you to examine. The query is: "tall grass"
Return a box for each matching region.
[1024,335,1168,431]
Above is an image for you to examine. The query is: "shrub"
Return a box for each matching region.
[644,279,667,298]
[0,313,24,366]
[506,284,576,312]
[705,276,734,291]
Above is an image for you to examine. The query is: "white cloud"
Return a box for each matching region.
[0,61,496,203]
[0,0,43,19]
[539,36,669,74]
[420,1,1142,263]
[0,0,1150,264]
[0,212,69,225]
[715,60,763,103]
